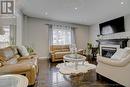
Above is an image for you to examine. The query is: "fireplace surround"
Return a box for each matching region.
[96,38,129,57]
[101,46,117,58]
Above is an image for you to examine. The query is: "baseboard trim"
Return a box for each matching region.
[39,57,50,60]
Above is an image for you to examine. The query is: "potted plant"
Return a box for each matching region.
[87,43,92,55]
[26,46,34,54]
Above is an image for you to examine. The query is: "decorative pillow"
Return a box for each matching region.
[10,46,18,55]
[125,47,130,52]
[17,46,29,56]
[0,47,14,61]
[111,49,129,60]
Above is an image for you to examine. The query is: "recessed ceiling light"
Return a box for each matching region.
[121,2,124,5]
[74,7,78,10]
[45,12,48,15]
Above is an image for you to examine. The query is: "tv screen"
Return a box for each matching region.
[99,16,125,35]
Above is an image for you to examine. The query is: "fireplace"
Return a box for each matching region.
[96,38,129,57]
[101,46,117,58]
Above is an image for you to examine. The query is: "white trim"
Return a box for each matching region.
[38,57,49,59]
[100,44,120,55]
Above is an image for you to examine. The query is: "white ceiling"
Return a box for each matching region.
[19,0,130,25]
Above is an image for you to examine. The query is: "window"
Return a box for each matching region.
[0,26,10,48]
[53,28,71,45]
[48,25,75,46]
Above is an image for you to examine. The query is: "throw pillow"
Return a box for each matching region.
[111,48,129,60]
[125,47,130,52]
[17,46,29,56]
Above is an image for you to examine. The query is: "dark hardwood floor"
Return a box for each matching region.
[32,59,122,87]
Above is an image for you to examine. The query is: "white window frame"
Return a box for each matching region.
[0,26,10,48]
[52,27,72,45]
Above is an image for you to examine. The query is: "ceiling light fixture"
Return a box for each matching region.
[121,1,124,5]
[74,7,78,10]
[45,12,48,15]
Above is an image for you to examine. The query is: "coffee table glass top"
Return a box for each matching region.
[63,54,86,70]
[64,54,86,60]
[0,74,28,87]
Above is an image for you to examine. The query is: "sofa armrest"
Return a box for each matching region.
[17,56,32,61]
[97,55,130,67]
[17,55,38,61]
[50,51,55,54]
[0,63,33,74]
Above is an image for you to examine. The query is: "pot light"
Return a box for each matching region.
[121,1,124,5]
[45,12,48,15]
[74,7,78,10]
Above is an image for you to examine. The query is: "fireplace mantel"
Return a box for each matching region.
[96,38,129,48]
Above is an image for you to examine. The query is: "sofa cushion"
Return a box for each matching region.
[62,49,70,52]
[55,51,70,54]
[10,46,18,55]
[50,45,69,51]
[17,46,29,57]
[55,52,70,59]
[125,47,130,52]
[18,56,37,66]
[0,47,14,61]
[111,49,129,60]
[6,57,18,65]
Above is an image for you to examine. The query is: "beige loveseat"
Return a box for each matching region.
[50,45,71,62]
[50,45,84,62]
[0,46,38,86]
[96,54,130,87]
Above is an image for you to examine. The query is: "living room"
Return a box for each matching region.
[0,0,130,87]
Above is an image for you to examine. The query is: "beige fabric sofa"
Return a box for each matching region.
[0,46,38,86]
[96,54,130,87]
[50,45,71,62]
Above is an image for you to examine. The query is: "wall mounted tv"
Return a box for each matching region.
[99,16,125,35]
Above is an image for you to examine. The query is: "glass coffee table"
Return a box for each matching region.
[0,74,28,87]
[57,55,96,86]
[63,54,86,70]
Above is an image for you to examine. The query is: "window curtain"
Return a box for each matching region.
[48,25,53,46]
[71,27,76,45]
[48,24,76,46]
[0,25,16,48]
[10,25,16,45]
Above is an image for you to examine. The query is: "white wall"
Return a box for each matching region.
[88,14,130,47]
[16,10,23,45]
[23,17,89,58]
[75,27,89,49]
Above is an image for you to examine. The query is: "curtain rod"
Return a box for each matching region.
[45,24,77,29]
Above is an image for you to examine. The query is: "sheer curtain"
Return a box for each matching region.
[48,24,76,46]
[10,25,16,45]
[48,25,53,46]
[71,27,76,44]
[0,25,16,48]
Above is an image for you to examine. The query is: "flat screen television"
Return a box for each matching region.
[99,16,125,35]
